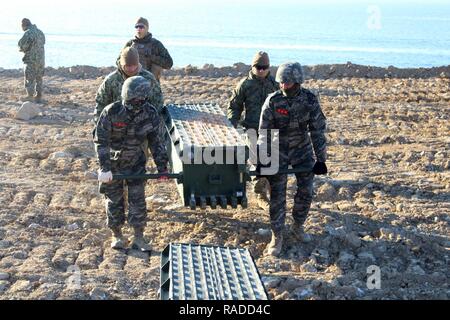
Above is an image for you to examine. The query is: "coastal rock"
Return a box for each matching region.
[274,291,290,300]
[300,262,318,273]
[0,272,10,280]
[66,223,79,231]
[257,228,271,237]
[291,286,314,299]
[50,151,73,160]
[280,278,304,291]
[89,287,110,300]
[316,183,337,201]
[0,281,10,293]
[337,251,355,269]
[357,252,376,263]
[0,240,12,249]
[9,280,33,293]
[262,277,281,289]
[345,232,362,248]
[311,248,329,264]
[15,102,41,121]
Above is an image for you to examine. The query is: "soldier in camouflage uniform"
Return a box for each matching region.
[18,18,45,102]
[123,17,173,82]
[227,52,279,209]
[94,76,169,251]
[257,62,328,257]
[228,52,278,130]
[94,47,163,123]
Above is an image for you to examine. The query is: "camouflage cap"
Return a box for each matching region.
[252,51,270,66]
[119,47,139,66]
[275,62,304,84]
[121,76,151,106]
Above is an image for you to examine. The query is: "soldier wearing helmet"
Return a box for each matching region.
[257,62,328,257]
[93,76,169,252]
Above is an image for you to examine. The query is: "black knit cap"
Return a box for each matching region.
[22,18,32,27]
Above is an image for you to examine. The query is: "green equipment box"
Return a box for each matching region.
[162,103,249,210]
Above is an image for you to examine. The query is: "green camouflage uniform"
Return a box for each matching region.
[228,70,278,197]
[18,24,45,97]
[124,33,173,81]
[94,62,163,122]
[227,71,278,130]
[258,87,327,232]
[93,78,169,228]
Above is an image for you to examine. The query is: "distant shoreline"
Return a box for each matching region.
[1,62,449,80]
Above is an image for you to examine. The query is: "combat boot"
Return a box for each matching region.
[255,193,270,210]
[265,230,283,257]
[21,94,34,102]
[110,226,128,249]
[254,178,270,210]
[291,221,312,243]
[131,227,151,252]
[34,93,43,103]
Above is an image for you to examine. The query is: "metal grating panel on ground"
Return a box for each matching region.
[160,243,268,300]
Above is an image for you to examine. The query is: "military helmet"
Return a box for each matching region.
[275,62,304,84]
[121,76,151,111]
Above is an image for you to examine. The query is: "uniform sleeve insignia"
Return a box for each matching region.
[275,108,289,116]
[112,122,127,128]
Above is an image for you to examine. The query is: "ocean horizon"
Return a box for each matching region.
[1,0,450,69]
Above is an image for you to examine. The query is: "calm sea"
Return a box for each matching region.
[1,0,449,68]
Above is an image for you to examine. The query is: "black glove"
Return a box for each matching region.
[313,162,328,175]
[255,163,263,176]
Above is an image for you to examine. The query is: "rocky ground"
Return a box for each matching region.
[0,65,448,300]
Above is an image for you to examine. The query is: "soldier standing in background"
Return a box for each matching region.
[227,51,279,209]
[258,62,328,257]
[94,47,163,123]
[94,76,169,251]
[123,17,173,82]
[18,18,45,103]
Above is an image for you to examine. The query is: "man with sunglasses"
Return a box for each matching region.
[227,51,279,209]
[94,76,169,252]
[123,17,173,82]
[258,62,328,257]
[94,47,163,123]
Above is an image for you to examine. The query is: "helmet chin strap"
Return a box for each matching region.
[281,83,301,97]
[124,103,140,114]
[124,98,149,114]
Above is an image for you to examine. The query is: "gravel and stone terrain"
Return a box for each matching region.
[0,64,448,300]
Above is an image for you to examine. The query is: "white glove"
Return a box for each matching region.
[97,170,113,183]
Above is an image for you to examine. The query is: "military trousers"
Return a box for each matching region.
[24,63,44,96]
[101,177,147,229]
[267,170,314,233]
[243,127,270,195]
